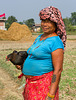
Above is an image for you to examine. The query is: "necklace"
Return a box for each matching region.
[28,35,46,58]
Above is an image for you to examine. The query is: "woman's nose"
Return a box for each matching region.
[41,22,47,26]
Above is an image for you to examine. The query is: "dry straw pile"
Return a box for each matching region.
[0,22,32,41]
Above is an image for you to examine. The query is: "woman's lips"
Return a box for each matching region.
[42,27,49,31]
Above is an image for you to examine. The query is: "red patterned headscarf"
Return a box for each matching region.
[39,6,67,49]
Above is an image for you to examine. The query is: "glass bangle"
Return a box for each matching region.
[47,92,55,98]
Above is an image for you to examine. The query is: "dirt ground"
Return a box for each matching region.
[0,35,38,100]
[0,35,76,100]
[0,68,23,100]
[0,35,38,51]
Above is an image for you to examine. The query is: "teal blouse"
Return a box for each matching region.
[22,34,64,76]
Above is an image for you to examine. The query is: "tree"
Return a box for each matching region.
[63,18,71,27]
[2,17,6,19]
[63,17,72,31]
[23,18,35,29]
[7,16,17,25]
[5,16,17,29]
[18,22,23,25]
[5,23,10,30]
[71,12,76,25]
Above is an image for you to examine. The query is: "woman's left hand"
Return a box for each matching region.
[45,96,54,100]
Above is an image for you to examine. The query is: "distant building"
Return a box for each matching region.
[33,24,41,32]
[0,19,7,30]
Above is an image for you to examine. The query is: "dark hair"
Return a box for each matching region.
[54,22,57,33]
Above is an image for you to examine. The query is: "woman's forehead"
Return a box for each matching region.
[41,19,53,23]
[41,19,50,21]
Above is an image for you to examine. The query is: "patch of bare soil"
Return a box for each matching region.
[0,35,38,51]
[0,68,23,100]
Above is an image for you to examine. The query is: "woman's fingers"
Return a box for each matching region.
[15,65,21,70]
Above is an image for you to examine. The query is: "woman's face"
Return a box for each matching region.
[41,19,56,34]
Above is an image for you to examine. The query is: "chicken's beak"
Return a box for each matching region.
[6,56,9,61]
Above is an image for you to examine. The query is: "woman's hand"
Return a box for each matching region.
[15,65,22,70]
[45,96,54,100]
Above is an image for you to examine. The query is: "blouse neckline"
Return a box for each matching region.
[39,34,58,42]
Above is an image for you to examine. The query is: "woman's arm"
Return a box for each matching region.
[46,49,64,100]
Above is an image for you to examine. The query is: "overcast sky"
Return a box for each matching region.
[0,0,76,23]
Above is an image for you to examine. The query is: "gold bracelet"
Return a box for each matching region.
[47,92,55,98]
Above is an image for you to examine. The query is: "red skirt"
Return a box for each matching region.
[23,71,59,100]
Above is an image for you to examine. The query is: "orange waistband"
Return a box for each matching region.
[25,71,53,81]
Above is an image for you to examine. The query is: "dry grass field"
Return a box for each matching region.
[0,35,76,100]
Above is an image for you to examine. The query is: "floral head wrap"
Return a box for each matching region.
[39,6,67,49]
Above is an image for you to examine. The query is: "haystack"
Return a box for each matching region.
[0,30,8,40]
[0,22,32,41]
[7,22,32,40]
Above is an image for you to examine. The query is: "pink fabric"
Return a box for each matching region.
[39,6,67,50]
[18,73,24,79]
[0,13,5,17]
[23,71,59,100]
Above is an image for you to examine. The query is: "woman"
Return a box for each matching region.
[16,6,67,100]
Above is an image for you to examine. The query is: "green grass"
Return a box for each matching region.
[67,38,76,40]
[66,31,76,35]
[59,47,76,99]
[32,31,76,35]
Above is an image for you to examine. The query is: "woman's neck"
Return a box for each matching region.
[42,32,57,37]
[40,32,58,41]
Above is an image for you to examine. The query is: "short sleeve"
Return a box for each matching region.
[50,36,64,52]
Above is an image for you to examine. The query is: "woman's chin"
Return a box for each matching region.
[43,31,49,34]
[43,31,52,34]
